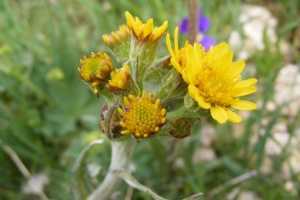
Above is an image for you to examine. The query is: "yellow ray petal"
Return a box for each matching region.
[166,33,176,58]
[235,87,257,97]
[171,58,183,74]
[233,78,258,89]
[144,19,153,39]
[215,51,233,71]
[227,109,242,123]
[197,95,211,109]
[211,42,229,61]
[188,85,211,109]
[227,60,245,78]
[210,105,228,124]
[174,26,179,53]
[231,100,257,110]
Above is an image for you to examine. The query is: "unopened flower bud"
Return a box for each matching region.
[99,103,122,137]
[78,52,114,95]
[102,25,131,63]
[107,64,139,97]
[169,118,191,139]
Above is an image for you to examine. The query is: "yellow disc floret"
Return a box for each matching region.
[118,90,167,139]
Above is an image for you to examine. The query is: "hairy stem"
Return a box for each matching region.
[87,137,137,200]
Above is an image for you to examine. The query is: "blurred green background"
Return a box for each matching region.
[1,0,299,199]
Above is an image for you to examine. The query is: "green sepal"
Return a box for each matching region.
[109,37,131,63]
[129,38,160,89]
[155,67,188,103]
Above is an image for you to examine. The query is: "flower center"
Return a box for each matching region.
[119,91,167,139]
[196,67,236,107]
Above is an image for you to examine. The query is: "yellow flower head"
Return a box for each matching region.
[78,52,114,94]
[125,11,168,42]
[166,26,189,70]
[102,25,131,48]
[172,42,257,124]
[118,90,167,139]
[107,64,132,92]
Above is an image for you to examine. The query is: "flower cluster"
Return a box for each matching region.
[78,11,257,140]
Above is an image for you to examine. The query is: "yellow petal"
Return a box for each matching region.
[231,100,257,110]
[186,62,195,85]
[171,58,183,74]
[186,44,195,63]
[166,33,176,58]
[194,43,201,71]
[233,78,258,89]
[235,87,257,97]
[125,11,135,27]
[226,109,242,123]
[227,60,245,79]
[215,51,233,71]
[174,26,179,53]
[144,19,153,39]
[188,85,199,100]
[210,105,228,124]
[188,85,210,109]
[211,42,229,61]
[197,95,211,109]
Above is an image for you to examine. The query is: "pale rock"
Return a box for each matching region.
[200,124,216,147]
[266,101,276,112]
[226,188,240,200]
[192,147,216,163]
[87,163,102,177]
[229,5,278,60]
[274,64,300,117]
[284,180,297,196]
[265,132,290,156]
[282,152,300,178]
[22,173,49,195]
[174,157,185,169]
[238,191,262,200]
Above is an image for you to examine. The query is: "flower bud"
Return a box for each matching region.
[102,25,131,63]
[107,64,139,97]
[99,103,122,137]
[168,118,191,139]
[125,11,168,88]
[78,52,115,95]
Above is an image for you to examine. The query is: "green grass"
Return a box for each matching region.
[0,0,299,199]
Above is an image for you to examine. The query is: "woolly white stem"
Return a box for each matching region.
[87,137,137,200]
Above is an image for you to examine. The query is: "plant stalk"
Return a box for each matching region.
[87,137,137,200]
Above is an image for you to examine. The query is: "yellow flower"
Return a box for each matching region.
[102,25,131,48]
[78,52,114,94]
[118,90,167,139]
[172,42,257,124]
[107,64,132,91]
[125,11,168,42]
[166,26,189,70]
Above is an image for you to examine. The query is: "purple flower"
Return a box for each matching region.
[179,8,216,51]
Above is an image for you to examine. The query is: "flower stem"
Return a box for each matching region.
[188,0,198,44]
[87,137,137,200]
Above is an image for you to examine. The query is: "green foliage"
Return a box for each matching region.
[0,0,299,199]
